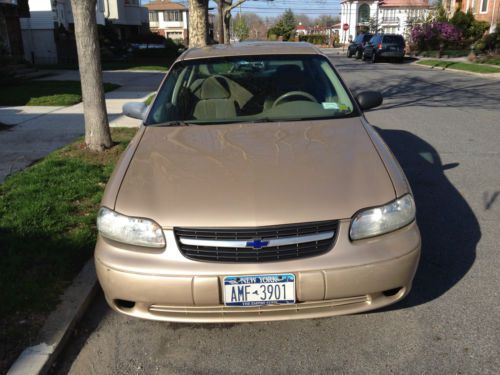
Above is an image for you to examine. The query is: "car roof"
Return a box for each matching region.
[180,42,323,61]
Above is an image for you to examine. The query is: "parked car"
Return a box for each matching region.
[347,33,373,59]
[363,34,406,63]
[96,42,420,323]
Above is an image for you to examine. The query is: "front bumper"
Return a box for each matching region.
[95,220,420,323]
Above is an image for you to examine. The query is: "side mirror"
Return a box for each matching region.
[123,102,147,120]
[356,91,383,111]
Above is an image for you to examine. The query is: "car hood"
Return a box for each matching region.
[115,118,395,228]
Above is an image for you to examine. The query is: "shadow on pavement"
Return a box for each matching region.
[374,127,481,309]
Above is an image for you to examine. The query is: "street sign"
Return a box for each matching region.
[343,23,349,31]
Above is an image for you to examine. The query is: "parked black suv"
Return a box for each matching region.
[363,34,405,63]
[347,33,373,59]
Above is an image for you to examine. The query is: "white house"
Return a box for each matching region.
[145,0,189,43]
[20,0,148,64]
[340,0,430,42]
[19,0,105,64]
[105,0,149,41]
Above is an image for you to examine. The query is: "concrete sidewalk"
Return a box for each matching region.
[0,70,163,183]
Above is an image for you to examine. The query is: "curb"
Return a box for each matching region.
[412,61,500,79]
[7,259,98,375]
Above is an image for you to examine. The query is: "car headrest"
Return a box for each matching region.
[200,76,231,100]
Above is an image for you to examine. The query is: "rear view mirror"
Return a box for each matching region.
[356,91,383,111]
[123,102,147,120]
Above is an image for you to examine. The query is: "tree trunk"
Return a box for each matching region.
[217,1,224,44]
[224,11,231,45]
[70,0,112,152]
[189,0,209,48]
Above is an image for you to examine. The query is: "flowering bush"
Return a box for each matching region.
[411,22,463,50]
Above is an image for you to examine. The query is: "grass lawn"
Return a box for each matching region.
[36,58,173,72]
[0,128,137,372]
[0,80,120,106]
[477,56,500,66]
[417,59,500,74]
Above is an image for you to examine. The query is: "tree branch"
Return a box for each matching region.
[224,0,247,15]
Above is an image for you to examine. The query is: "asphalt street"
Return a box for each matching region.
[53,56,500,374]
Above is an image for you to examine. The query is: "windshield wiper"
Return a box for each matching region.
[149,121,196,127]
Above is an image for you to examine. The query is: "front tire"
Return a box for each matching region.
[355,50,362,59]
[347,50,353,58]
[371,53,377,63]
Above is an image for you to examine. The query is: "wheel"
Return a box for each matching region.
[355,50,362,60]
[371,52,377,63]
[362,52,367,61]
[347,50,352,58]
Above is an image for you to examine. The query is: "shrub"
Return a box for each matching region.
[128,32,166,46]
[411,22,463,50]
[299,34,327,45]
[450,10,490,40]
[474,31,499,53]
[468,21,490,40]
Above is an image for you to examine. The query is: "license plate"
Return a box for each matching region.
[223,274,296,307]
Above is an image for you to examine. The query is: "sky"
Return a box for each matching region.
[141,0,343,19]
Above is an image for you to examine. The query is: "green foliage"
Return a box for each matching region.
[450,10,474,32]
[128,32,167,45]
[450,10,489,40]
[417,59,500,73]
[234,14,250,41]
[474,31,499,52]
[435,3,449,22]
[468,21,490,40]
[299,34,327,45]
[0,128,136,371]
[268,8,297,41]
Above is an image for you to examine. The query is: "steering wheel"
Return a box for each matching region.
[272,91,318,108]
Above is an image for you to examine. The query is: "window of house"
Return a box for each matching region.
[149,12,159,22]
[164,10,182,22]
[125,0,139,5]
[358,4,370,23]
[480,0,488,12]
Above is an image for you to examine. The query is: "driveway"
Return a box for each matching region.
[53,57,500,374]
[0,70,164,183]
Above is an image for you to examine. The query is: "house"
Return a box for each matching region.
[145,0,189,44]
[105,0,150,41]
[340,0,431,42]
[295,23,308,35]
[19,0,149,64]
[19,0,105,64]
[455,0,499,31]
[0,0,28,58]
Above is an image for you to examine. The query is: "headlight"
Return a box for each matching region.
[350,195,416,240]
[97,207,165,248]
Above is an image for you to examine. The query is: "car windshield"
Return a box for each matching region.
[383,35,404,44]
[145,55,357,125]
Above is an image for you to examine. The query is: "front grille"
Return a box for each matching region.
[174,221,338,262]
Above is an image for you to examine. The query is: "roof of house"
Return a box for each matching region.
[145,0,186,11]
[381,0,429,7]
[181,42,322,61]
